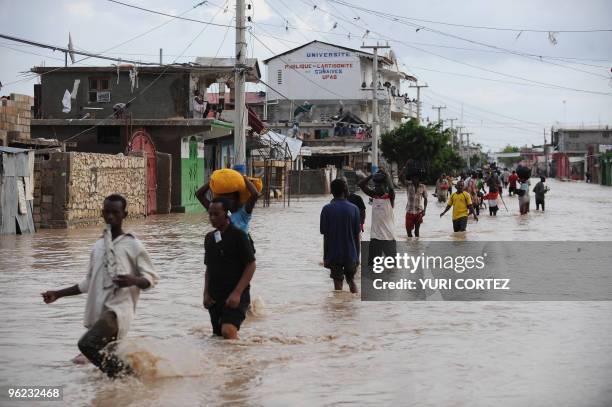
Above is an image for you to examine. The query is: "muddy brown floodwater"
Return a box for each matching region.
[1,179,612,406]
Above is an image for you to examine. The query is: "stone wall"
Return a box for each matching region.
[0,94,33,146]
[34,152,146,228]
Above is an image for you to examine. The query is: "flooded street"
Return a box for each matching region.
[1,179,612,406]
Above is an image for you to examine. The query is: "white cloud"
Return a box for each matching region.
[63,1,94,18]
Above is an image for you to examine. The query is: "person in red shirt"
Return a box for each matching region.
[508,170,519,196]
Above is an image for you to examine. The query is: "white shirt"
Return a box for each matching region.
[405,183,427,213]
[78,232,159,338]
[370,196,395,240]
[193,97,206,118]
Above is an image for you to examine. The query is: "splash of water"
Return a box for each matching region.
[112,339,208,379]
[248,296,266,318]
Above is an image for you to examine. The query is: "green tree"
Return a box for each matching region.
[380,119,464,183]
[470,151,488,168]
[431,146,466,181]
[498,145,521,167]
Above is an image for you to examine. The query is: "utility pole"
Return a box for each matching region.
[544,127,549,177]
[455,126,464,151]
[233,0,247,174]
[361,42,390,174]
[409,83,428,125]
[432,105,446,125]
[462,132,473,168]
[445,118,458,148]
[159,48,163,65]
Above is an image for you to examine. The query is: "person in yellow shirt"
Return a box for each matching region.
[440,180,478,232]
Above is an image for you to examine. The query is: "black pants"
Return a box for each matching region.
[452,216,468,232]
[367,239,397,266]
[78,311,131,378]
[208,289,250,336]
[330,264,357,282]
[536,199,545,211]
[489,206,498,216]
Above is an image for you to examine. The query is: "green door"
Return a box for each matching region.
[602,155,612,186]
[181,136,205,212]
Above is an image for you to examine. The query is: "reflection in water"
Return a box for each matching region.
[0,180,612,406]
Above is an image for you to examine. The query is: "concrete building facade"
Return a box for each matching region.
[263,41,417,133]
[262,41,417,172]
[551,125,612,180]
[30,60,261,212]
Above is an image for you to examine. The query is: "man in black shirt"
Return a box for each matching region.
[204,197,256,339]
[340,176,366,230]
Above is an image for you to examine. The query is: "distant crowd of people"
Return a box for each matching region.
[319,166,551,293]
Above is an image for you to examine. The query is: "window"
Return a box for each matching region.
[97,127,120,144]
[89,77,111,102]
[277,69,282,85]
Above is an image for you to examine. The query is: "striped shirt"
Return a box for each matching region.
[405,183,427,214]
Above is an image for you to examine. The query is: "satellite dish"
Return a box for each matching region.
[67,33,75,64]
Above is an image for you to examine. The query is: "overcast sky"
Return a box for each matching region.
[1,0,611,150]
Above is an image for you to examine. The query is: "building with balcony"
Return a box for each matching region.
[29,59,261,212]
[262,41,416,171]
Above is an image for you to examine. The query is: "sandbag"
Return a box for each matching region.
[210,169,263,204]
[239,177,263,204]
[210,169,245,195]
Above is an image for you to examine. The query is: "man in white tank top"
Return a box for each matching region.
[358,171,397,265]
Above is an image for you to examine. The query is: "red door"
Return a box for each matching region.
[129,130,157,215]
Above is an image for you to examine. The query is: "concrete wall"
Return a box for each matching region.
[34,152,146,228]
[31,124,209,211]
[1,94,33,145]
[289,169,332,195]
[39,71,190,119]
[555,128,612,152]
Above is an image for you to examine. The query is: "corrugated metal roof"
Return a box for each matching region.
[0,146,30,154]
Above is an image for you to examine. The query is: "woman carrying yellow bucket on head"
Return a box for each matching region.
[196,169,262,235]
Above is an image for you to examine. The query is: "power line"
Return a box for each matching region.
[99,0,612,68]
[328,0,612,33]
[256,1,606,140]
[0,44,67,62]
[213,15,234,60]
[404,64,567,91]
[63,0,230,143]
[252,1,588,136]
[327,0,612,81]
[426,88,544,127]
[301,2,612,96]
[421,93,545,137]
[106,0,234,29]
[99,0,612,67]
[1,2,210,88]
[420,88,546,132]
[268,0,315,43]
